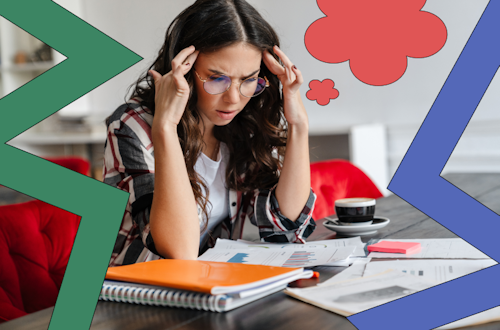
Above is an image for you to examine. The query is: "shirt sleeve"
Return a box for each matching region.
[103,104,160,257]
[249,186,317,243]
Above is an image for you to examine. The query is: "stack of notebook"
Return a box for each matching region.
[100,259,313,312]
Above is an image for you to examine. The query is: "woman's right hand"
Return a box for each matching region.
[149,45,199,133]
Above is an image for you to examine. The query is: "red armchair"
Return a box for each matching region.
[310,159,384,220]
[0,157,87,323]
[0,200,81,322]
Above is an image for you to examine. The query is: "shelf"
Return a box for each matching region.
[9,129,106,145]
[1,61,55,73]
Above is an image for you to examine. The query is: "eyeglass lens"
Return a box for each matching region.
[204,75,267,97]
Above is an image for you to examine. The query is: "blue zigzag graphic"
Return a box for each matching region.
[349,1,500,329]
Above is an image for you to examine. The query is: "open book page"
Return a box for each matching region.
[367,239,489,259]
[363,259,497,283]
[198,245,355,267]
[285,269,436,316]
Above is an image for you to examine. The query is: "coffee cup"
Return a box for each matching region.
[335,198,376,225]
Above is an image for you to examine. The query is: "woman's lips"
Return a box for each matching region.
[216,110,238,120]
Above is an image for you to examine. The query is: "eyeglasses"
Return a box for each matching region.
[194,70,269,97]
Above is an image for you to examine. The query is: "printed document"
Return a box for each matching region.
[363,259,497,283]
[213,237,366,257]
[319,258,372,286]
[285,269,436,316]
[198,240,355,267]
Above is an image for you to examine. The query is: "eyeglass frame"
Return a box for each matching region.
[193,70,269,98]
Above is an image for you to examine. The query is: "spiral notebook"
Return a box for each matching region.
[100,259,313,312]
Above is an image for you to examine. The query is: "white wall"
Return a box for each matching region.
[59,0,498,187]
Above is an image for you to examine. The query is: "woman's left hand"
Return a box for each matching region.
[263,45,308,128]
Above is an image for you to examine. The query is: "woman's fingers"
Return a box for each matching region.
[263,50,285,76]
[273,45,292,67]
[148,69,163,84]
[178,49,200,76]
[292,65,303,86]
[274,45,296,83]
[264,46,300,87]
[171,45,196,70]
[148,46,199,99]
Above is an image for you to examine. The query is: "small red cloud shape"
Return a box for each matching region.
[306,79,339,106]
[305,0,447,86]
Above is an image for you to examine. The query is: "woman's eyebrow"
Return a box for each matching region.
[208,69,260,79]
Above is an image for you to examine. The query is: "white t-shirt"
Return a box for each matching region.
[194,142,229,246]
[145,142,229,262]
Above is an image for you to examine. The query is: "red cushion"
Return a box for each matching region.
[44,157,90,176]
[310,159,383,220]
[0,200,80,322]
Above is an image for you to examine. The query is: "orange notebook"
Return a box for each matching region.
[101,259,313,312]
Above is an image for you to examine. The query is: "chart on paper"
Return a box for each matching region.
[282,251,317,267]
[214,237,367,257]
[227,253,251,263]
[198,246,354,267]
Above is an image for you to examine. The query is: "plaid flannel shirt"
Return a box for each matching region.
[103,98,316,266]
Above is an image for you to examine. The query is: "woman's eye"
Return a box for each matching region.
[244,78,257,83]
[209,75,226,82]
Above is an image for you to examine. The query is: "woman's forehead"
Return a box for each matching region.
[196,43,262,77]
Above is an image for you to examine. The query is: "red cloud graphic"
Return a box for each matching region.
[305,0,447,86]
[306,79,339,106]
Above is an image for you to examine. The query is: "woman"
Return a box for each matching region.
[103,0,316,266]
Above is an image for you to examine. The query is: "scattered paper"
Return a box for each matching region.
[367,239,489,259]
[203,238,365,266]
[320,258,372,286]
[285,269,436,316]
[363,259,497,283]
[220,237,367,257]
[198,244,355,268]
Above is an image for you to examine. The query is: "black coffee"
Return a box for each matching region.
[335,198,376,223]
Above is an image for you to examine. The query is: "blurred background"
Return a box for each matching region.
[3,0,498,196]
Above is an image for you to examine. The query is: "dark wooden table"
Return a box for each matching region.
[2,173,499,330]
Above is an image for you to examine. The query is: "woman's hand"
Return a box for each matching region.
[149,45,199,134]
[263,45,308,129]
[148,46,202,260]
[264,46,310,221]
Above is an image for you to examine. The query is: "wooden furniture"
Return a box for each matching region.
[0,173,498,330]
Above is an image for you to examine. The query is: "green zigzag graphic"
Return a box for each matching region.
[0,1,141,329]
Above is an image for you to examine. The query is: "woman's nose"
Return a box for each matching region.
[224,82,241,104]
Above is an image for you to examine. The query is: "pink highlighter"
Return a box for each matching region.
[367,241,421,254]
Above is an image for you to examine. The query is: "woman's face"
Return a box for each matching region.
[193,42,262,131]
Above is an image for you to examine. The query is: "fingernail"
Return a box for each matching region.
[185,62,190,66]
[293,65,297,70]
[147,70,152,77]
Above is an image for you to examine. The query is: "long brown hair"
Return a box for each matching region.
[130,0,286,229]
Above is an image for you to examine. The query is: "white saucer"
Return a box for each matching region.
[323,217,390,236]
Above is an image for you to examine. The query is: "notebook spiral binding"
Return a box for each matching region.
[100,283,228,312]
